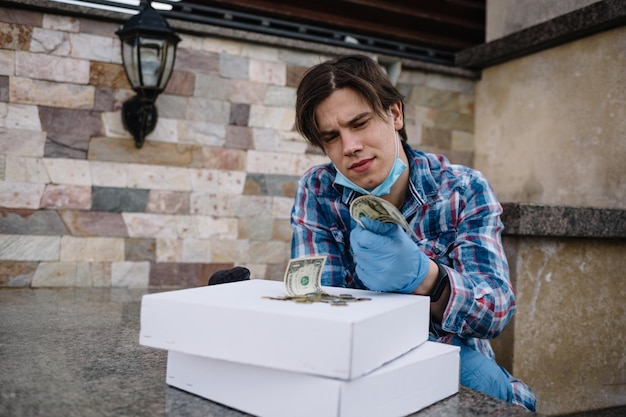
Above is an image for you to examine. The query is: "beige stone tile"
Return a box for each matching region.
[181,239,213,263]
[249,240,290,263]
[145,190,190,214]
[89,262,112,287]
[246,150,293,175]
[218,170,246,194]
[89,62,129,89]
[123,213,179,239]
[189,192,228,216]
[147,117,179,144]
[251,128,279,151]
[127,164,191,191]
[111,261,150,288]
[68,32,115,62]
[89,137,203,168]
[276,131,308,154]
[249,59,286,86]
[174,215,194,239]
[228,79,266,104]
[15,51,89,84]
[272,218,292,242]
[227,195,273,217]
[89,161,128,188]
[0,129,46,156]
[0,181,45,209]
[201,147,246,171]
[5,156,49,183]
[156,238,182,263]
[43,158,92,186]
[0,103,42,130]
[188,168,218,192]
[60,236,124,262]
[186,97,230,123]
[177,120,226,147]
[194,216,238,240]
[209,238,250,263]
[238,216,272,241]
[0,234,60,261]
[292,153,330,177]
[0,50,14,76]
[30,28,71,56]
[248,105,295,130]
[272,196,295,220]
[32,262,78,287]
[10,77,95,109]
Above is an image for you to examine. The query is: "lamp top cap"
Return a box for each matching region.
[116,1,181,43]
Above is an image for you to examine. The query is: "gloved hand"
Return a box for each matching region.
[350,217,430,293]
[457,342,513,402]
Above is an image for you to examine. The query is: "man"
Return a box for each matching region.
[290,55,536,411]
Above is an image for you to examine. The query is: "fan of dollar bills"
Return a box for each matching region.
[349,195,419,241]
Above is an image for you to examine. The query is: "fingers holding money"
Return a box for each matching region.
[349,195,419,241]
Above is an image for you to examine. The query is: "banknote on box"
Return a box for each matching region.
[166,341,460,417]
[140,279,430,380]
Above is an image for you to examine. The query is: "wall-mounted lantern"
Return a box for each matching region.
[116,0,181,148]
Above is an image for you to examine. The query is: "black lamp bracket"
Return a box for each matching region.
[122,95,157,148]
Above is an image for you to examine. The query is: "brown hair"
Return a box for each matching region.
[295,54,406,149]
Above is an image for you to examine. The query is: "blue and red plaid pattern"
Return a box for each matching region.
[290,143,537,411]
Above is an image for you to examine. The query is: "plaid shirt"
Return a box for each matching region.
[290,143,537,411]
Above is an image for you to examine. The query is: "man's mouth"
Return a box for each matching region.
[349,158,374,173]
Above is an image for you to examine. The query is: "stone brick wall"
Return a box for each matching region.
[0,5,476,288]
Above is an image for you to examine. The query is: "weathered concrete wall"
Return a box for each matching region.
[474,26,626,208]
[487,0,602,40]
[479,1,626,415]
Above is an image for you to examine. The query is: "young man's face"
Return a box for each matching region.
[315,87,405,191]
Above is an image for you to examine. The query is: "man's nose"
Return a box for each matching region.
[342,131,363,155]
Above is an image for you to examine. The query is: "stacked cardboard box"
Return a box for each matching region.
[140,279,459,417]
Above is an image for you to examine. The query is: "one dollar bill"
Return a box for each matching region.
[349,195,419,241]
[284,256,327,296]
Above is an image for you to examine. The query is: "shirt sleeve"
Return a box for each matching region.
[290,170,354,288]
[440,170,516,340]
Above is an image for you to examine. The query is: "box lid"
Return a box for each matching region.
[140,279,430,379]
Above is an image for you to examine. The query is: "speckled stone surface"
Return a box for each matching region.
[501,203,626,238]
[0,288,540,417]
[456,0,626,68]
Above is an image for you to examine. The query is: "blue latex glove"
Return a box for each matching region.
[457,342,513,402]
[350,217,430,293]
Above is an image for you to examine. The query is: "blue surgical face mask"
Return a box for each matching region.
[333,113,407,197]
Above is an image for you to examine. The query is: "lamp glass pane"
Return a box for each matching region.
[138,37,165,88]
[121,40,141,88]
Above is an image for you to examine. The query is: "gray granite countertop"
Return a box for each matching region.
[0,288,539,417]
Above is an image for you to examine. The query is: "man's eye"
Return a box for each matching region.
[322,134,338,143]
[354,119,369,128]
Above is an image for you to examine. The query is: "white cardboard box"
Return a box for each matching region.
[166,341,460,417]
[140,279,430,380]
